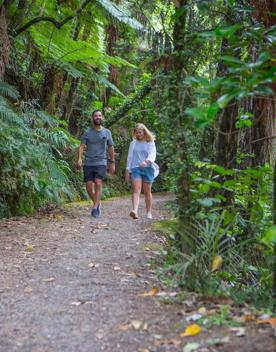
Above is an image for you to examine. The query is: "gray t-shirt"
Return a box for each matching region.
[81,127,114,166]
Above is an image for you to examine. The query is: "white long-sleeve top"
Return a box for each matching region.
[126,140,157,171]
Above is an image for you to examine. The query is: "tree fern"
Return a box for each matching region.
[29,23,135,69]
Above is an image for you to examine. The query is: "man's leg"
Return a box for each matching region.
[143,181,153,218]
[86,181,95,205]
[93,178,103,209]
[131,179,142,216]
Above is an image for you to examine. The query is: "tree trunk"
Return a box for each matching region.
[172,1,191,222]
[0,5,10,80]
[273,160,276,308]
[216,103,238,169]
[240,0,276,166]
[104,23,119,107]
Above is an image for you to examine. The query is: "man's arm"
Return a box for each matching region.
[77,144,85,169]
[108,145,115,174]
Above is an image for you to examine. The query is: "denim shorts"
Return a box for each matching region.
[131,167,154,183]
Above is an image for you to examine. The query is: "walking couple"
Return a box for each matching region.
[77,110,159,219]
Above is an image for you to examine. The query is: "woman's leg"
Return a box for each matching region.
[143,181,153,217]
[131,179,142,215]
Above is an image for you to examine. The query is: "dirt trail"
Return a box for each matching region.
[0,194,275,352]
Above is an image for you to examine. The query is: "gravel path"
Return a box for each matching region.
[0,194,275,352]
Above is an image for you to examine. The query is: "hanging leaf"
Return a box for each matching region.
[211,255,223,272]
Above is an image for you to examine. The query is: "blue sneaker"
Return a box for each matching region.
[97,203,101,217]
[91,208,98,218]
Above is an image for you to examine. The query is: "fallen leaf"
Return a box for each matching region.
[242,314,255,322]
[43,277,55,282]
[153,334,162,339]
[258,313,270,320]
[183,342,201,352]
[25,245,34,252]
[95,330,105,339]
[206,336,230,345]
[54,214,64,221]
[138,287,158,297]
[131,320,143,329]
[88,263,100,268]
[143,322,149,330]
[230,327,246,337]
[186,313,202,322]
[155,339,181,347]
[211,255,223,271]
[198,307,207,315]
[257,317,276,327]
[24,286,33,293]
[156,291,177,297]
[181,324,201,337]
[118,323,132,331]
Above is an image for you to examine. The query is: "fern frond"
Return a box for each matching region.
[0,82,20,100]
[29,23,135,69]
[95,0,145,31]
[35,127,70,149]
[0,98,26,128]
[35,110,59,127]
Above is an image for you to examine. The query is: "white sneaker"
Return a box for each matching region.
[147,212,153,219]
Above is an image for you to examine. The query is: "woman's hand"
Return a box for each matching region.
[139,161,147,168]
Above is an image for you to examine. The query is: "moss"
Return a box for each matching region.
[152,218,178,238]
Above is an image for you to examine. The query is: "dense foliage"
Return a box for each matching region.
[0,0,275,308]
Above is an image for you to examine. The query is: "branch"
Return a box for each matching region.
[250,134,276,145]
[105,81,152,128]
[12,0,92,37]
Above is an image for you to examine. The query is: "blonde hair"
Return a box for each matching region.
[133,123,155,142]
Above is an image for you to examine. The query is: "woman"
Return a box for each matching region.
[125,123,158,219]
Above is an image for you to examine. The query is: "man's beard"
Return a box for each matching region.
[93,118,102,125]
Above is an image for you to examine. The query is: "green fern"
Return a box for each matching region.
[95,0,145,31]
[0,82,20,100]
[29,23,135,69]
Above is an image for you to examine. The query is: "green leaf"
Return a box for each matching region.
[221,55,242,65]
[261,226,276,245]
[197,198,220,207]
[217,94,235,108]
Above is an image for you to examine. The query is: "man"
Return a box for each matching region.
[77,110,115,217]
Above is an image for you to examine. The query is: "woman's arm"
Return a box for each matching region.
[126,141,135,171]
[146,141,156,164]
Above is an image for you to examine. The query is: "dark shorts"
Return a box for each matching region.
[131,167,154,183]
[83,165,107,182]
